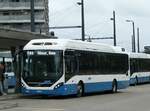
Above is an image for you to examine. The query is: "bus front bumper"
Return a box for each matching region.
[21,84,77,96]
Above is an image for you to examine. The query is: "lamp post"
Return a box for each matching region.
[110,11,117,46]
[126,20,136,52]
[77,0,85,41]
[137,27,140,53]
[31,0,35,32]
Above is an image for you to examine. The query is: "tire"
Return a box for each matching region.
[135,76,138,85]
[112,80,117,93]
[76,83,84,97]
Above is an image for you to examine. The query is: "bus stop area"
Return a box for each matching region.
[0,93,19,101]
[0,28,55,97]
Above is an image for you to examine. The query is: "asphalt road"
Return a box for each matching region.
[1,84,150,111]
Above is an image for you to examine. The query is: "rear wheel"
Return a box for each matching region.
[76,83,84,97]
[112,80,117,93]
[135,76,138,85]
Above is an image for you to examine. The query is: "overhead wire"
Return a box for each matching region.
[50,4,80,26]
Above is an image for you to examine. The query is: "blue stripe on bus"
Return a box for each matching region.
[130,76,150,85]
[21,80,129,96]
[21,84,77,96]
[137,76,150,83]
[129,78,136,85]
[84,81,129,93]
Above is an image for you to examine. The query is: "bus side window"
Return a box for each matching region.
[130,59,136,75]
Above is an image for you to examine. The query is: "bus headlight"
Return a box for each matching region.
[54,82,64,89]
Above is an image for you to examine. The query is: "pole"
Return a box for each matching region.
[137,28,140,53]
[132,22,136,52]
[132,35,134,52]
[81,0,85,41]
[113,11,116,46]
[30,0,35,32]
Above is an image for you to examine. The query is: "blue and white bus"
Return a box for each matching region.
[0,57,16,88]
[4,58,16,88]
[21,39,129,97]
[129,53,150,85]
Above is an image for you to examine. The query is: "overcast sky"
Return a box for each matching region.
[49,0,150,52]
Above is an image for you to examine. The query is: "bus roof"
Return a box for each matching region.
[24,39,126,54]
[129,53,150,59]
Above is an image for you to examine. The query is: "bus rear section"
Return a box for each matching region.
[129,53,150,85]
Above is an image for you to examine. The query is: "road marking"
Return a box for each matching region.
[16,107,64,111]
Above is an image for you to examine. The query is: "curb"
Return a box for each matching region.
[0,94,21,101]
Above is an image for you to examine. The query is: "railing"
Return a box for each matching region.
[0,2,45,9]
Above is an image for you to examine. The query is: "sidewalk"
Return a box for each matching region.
[0,94,20,101]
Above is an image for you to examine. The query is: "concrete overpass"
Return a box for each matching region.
[0,28,56,50]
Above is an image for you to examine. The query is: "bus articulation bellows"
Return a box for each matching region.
[21,39,129,96]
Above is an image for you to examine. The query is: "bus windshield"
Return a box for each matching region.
[22,50,63,87]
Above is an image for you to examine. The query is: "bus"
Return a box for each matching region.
[4,58,16,88]
[21,39,129,96]
[0,57,16,88]
[129,53,150,85]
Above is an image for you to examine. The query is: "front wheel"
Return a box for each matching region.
[76,83,84,97]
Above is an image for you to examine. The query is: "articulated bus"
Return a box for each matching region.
[21,39,129,96]
[129,53,150,85]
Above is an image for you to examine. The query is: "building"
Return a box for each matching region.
[0,0,49,35]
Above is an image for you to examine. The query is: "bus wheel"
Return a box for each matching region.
[135,76,138,85]
[76,82,84,97]
[112,80,117,93]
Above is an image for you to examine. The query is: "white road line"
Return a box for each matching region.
[16,107,64,111]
